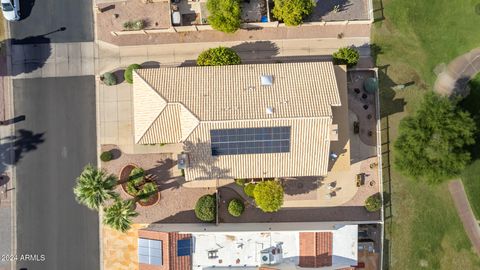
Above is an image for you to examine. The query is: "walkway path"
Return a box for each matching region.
[434,48,480,96]
[448,180,480,256]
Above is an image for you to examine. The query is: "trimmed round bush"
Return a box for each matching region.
[195,194,216,222]
[101,72,117,86]
[228,198,244,217]
[365,193,382,212]
[244,183,255,198]
[253,180,284,212]
[197,47,241,66]
[124,64,141,84]
[207,0,241,33]
[100,151,113,162]
[332,47,360,68]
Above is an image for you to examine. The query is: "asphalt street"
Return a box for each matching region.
[8,0,98,268]
[9,0,93,43]
[13,77,98,270]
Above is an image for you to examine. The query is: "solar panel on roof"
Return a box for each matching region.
[177,239,192,256]
[210,127,291,156]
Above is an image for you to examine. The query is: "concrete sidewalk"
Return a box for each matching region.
[449,180,480,256]
[97,37,371,74]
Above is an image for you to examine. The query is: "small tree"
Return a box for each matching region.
[73,165,119,211]
[365,193,382,212]
[272,0,315,26]
[228,198,245,217]
[103,200,138,232]
[332,47,360,68]
[197,47,241,66]
[195,194,217,222]
[253,180,284,212]
[394,92,476,182]
[124,64,141,84]
[207,0,241,33]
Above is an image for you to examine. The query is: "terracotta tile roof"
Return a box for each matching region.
[299,232,333,268]
[138,230,192,270]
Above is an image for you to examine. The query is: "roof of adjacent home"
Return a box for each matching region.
[133,62,341,144]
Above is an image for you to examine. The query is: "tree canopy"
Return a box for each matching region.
[73,165,119,210]
[103,200,138,232]
[272,0,315,26]
[207,0,241,33]
[394,92,476,183]
[197,47,241,66]
[253,180,284,212]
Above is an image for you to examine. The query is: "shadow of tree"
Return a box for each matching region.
[183,139,232,180]
[0,129,45,174]
[378,65,406,117]
[18,0,35,20]
[145,158,183,191]
[458,78,480,160]
[231,41,280,60]
[306,0,351,21]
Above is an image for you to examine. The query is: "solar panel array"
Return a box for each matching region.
[210,127,291,156]
[138,238,163,265]
[177,239,192,256]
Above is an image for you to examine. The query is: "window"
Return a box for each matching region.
[138,238,163,265]
[210,127,291,156]
[177,238,192,256]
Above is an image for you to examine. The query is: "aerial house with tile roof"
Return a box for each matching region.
[132,61,349,182]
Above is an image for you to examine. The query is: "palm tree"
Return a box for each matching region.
[73,165,119,210]
[103,199,138,232]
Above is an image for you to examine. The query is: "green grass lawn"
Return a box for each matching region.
[374,0,480,269]
[461,74,480,218]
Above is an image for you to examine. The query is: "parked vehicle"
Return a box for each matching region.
[1,0,20,21]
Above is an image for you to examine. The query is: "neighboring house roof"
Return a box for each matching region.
[132,62,345,180]
[299,232,333,268]
[138,230,192,270]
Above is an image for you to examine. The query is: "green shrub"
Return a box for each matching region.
[123,20,145,31]
[207,0,241,33]
[129,167,145,186]
[125,181,138,196]
[332,47,360,68]
[197,47,241,66]
[137,182,158,203]
[124,64,141,84]
[228,198,244,217]
[253,180,284,212]
[100,151,113,162]
[365,193,382,212]
[244,183,255,198]
[101,72,117,86]
[235,178,246,186]
[272,0,315,26]
[195,194,216,222]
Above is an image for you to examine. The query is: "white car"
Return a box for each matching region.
[1,0,20,21]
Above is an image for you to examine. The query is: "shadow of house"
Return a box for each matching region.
[154,209,202,224]
[183,139,232,180]
[282,177,320,196]
[0,129,45,174]
[18,0,35,20]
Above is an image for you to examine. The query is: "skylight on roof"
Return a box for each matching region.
[261,75,273,86]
